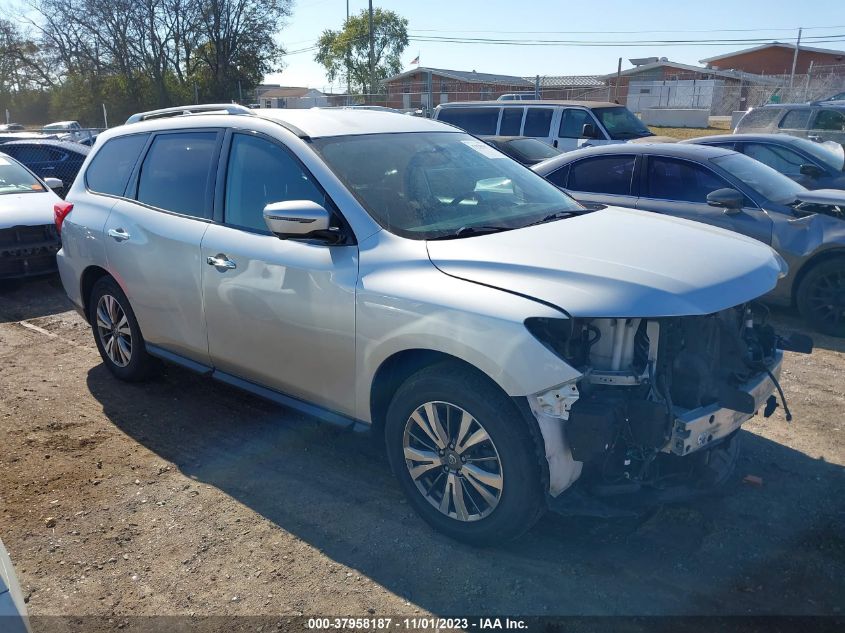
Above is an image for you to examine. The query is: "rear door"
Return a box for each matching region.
[636,155,773,245]
[521,106,556,146]
[104,129,222,363]
[200,131,358,416]
[777,107,814,140]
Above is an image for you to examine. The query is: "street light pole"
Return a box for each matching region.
[346,0,351,105]
[368,0,375,100]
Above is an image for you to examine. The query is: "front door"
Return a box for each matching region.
[104,130,221,363]
[201,132,358,416]
[636,155,773,245]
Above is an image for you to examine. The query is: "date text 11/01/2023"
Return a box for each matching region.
[307,618,528,630]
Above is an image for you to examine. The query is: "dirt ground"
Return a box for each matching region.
[1,276,844,621]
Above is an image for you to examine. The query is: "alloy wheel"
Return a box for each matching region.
[96,294,133,367]
[402,401,504,522]
[807,269,845,330]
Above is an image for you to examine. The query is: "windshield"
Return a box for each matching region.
[312,132,583,239]
[793,137,845,171]
[712,152,805,204]
[0,155,45,195]
[592,106,653,140]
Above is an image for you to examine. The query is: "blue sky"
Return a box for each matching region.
[267,0,845,89]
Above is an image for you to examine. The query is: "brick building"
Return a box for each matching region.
[701,43,845,75]
[382,67,535,110]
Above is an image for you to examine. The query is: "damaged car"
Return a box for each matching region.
[58,105,809,544]
[534,143,845,337]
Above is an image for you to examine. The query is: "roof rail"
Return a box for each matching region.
[125,104,253,124]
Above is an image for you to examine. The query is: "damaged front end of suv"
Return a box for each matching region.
[526,307,812,506]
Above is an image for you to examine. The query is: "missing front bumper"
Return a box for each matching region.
[668,350,783,456]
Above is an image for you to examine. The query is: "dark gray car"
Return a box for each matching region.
[682,134,845,190]
[533,143,845,336]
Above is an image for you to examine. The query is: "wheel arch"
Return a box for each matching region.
[791,248,845,306]
[79,265,112,322]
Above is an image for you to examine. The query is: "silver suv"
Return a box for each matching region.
[57,104,804,544]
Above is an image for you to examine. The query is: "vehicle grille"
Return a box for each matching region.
[0,224,61,278]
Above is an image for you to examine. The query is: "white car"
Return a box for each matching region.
[0,538,31,633]
[0,152,64,280]
[41,121,91,144]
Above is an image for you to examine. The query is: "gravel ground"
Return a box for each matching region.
[1,276,844,621]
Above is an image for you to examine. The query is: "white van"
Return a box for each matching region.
[434,100,654,152]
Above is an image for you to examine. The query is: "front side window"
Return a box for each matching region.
[499,108,523,136]
[568,156,635,195]
[436,108,499,135]
[779,109,812,129]
[224,134,325,232]
[136,131,217,218]
[711,153,805,205]
[312,132,582,240]
[647,157,730,203]
[522,108,553,137]
[813,109,845,131]
[558,109,591,139]
[0,155,44,195]
[742,143,808,178]
[86,134,149,196]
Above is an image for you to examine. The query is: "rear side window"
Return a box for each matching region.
[523,108,554,137]
[568,156,635,195]
[544,165,570,188]
[86,134,149,196]
[737,107,782,130]
[437,107,499,135]
[779,109,812,129]
[647,157,730,203]
[500,108,523,135]
[813,109,845,131]
[136,132,217,218]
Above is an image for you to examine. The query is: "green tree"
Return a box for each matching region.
[314,7,408,96]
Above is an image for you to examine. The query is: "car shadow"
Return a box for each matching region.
[85,362,845,615]
[767,305,845,354]
[0,274,74,323]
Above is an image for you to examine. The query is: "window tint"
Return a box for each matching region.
[225,134,325,232]
[568,156,635,195]
[500,108,523,135]
[779,109,812,129]
[742,143,807,178]
[544,165,570,188]
[4,145,56,163]
[136,132,217,218]
[558,109,591,138]
[736,107,782,130]
[437,107,499,135]
[813,109,845,131]
[86,134,149,196]
[522,108,553,137]
[647,157,730,203]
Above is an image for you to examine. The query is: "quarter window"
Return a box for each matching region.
[568,156,635,195]
[136,131,217,218]
[86,134,149,196]
[224,134,325,233]
[522,108,554,137]
[647,157,730,203]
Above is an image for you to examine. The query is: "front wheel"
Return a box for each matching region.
[797,259,845,337]
[385,363,545,545]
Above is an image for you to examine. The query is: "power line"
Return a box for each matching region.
[405,34,845,46]
[408,25,845,35]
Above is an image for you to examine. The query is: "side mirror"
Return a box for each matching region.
[44,177,63,190]
[581,123,596,139]
[706,188,745,214]
[799,163,823,178]
[263,200,331,239]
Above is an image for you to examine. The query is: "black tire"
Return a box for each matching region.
[88,276,154,381]
[796,258,845,337]
[695,431,742,489]
[385,362,545,545]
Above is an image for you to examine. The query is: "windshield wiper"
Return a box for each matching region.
[428,225,512,240]
[522,209,582,228]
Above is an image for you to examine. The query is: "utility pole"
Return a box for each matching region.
[789,27,802,93]
[238,80,243,103]
[614,57,622,102]
[368,0,375,100]
[346,0,351,104]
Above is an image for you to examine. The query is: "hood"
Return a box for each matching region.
[426,206,785,318]
[793,188,845,207]
[0,191,59,228]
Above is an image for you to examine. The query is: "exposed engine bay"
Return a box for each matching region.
[527,304,813,499]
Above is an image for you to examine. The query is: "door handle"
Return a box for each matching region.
[206,254,237,270]
[107,228,131,241]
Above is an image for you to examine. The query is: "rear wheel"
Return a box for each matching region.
[797,258,845,337]
[385,362,545,544]
[89,276,154,381]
